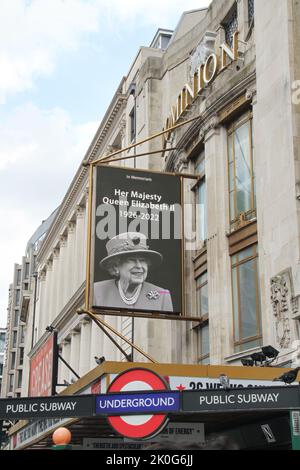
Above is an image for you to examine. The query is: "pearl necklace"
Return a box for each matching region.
[118,281,142,305]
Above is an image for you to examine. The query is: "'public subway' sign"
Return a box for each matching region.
[0,395,95,420]
[29,332,58,397]
[182,386,300,413]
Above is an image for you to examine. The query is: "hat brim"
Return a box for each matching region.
[100,250,163,271]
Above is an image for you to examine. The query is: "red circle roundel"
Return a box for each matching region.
[107,368,169,439]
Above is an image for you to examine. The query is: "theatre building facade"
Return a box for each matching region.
[3,0,300,450]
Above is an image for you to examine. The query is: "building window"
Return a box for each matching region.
[129,107,136,142]
[13,310,19,327]
[10,352,16,370]
[24,262,30,279]
[231,245,262,352]
[20,326,25,344]
[17,370,22,389]
[248,0,254,24]
[196,272,210,364]
[12,331,17,349]
[16,269,21,286]
[195,153,207,242]
[19,347,24,366]
[15,289,20,306]
[228,114,256,228]
[9,374,14,392]
[0,363,3,376]
[223,5,238,47]
[0,332,5,353]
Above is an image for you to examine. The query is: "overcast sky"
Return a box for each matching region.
[0,0,211,327]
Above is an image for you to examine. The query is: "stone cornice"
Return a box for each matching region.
[28,282,85,358]
[166,68,256,171]
[37,78,127,263]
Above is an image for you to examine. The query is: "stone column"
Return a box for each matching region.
[43,259,53,333]
[57,344,63,388]
[59,338,71,387]
[69,330,80,382]
[56,235,67,315]
[90,321,104,370]
[79,317,92,376]
[103,316,120,361]
[83,189,89,272]
[64,221,76,303]
[37,271,46,341]
[74,205,85,291]
[204,124,232,363]
[50,248,59,323]
[237,0,249,41]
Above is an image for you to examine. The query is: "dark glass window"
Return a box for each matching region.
[129,107,136,142]
[9,374,14,392]
[17,370,22,389]
[10,352,16,369]
[228,115,256,228]
[248,0,254,23]
[24,262,30,279]
[195,154,207,242]
[15,289,20,306]
[0,332,5,353]
[19,347,24,366]
[12,331,17,349]
[16,269,21,286]
[223,6,238,47]
[196,272,209,364]
[231,245,262,352]
[13,310,19,327]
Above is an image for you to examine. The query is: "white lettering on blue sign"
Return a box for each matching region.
[96,392,180,415]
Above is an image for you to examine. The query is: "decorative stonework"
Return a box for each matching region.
[174,151,188,172]
[68,221,76,234]
[292,296,300,318]
[245,88,256,101]
[59,235,67,248]
[76,205,85,219]
[271,275,291,348]
[119,118,126,138]
[189,31,217,82]
[199,115,220,140]
[39,271,46,282]
[46,259,53,271]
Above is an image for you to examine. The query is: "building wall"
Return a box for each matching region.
[10,0,300,400]
[253,0,300,360]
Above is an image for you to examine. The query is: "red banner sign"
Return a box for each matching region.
[29,333,57,397]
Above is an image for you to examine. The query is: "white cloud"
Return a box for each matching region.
[0,0,100,102]
[0,0,211,322]
[102,0,210,28]
[0,102,98,325]
[0,0,210,103]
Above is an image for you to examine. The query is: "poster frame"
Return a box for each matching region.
[85,162,201,321]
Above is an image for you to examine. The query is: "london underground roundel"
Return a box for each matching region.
[107,368,170,439]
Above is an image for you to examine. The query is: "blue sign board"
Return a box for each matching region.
[96,391,180,416]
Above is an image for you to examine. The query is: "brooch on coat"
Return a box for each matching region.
[146,291,160,300]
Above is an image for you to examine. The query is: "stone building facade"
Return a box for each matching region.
[8,0,300,401]
[1,210,58,398]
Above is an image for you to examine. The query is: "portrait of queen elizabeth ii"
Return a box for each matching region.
[93,232,173,312]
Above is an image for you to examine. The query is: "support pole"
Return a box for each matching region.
[78,309,157,363]
[58,354,80,380]
[90,313,132,362]
[90,114,201,166]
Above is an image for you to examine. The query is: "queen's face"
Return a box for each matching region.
[117,256,149,286]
